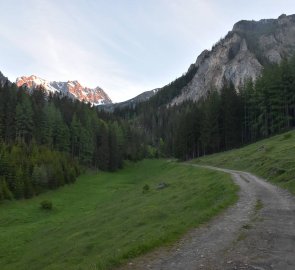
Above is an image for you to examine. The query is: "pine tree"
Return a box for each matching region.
[220,83,242,150]
[96,122,110,170]
[15,95,34,143]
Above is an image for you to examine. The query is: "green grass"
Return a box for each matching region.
[194,130,295,194]
[0,159,238,270]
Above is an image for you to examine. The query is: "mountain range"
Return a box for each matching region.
[16,75,112,106]
[170,13,295,105]
[100,13,295,110]
[1,14,295,108]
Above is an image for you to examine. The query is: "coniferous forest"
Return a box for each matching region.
[0,85,149,200]
[1,54,295,201]
[115,55,295,160]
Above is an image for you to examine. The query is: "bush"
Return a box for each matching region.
[40,200,53,210]
[142,184,150,194]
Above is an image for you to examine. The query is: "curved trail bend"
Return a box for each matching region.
[120,165,295,270]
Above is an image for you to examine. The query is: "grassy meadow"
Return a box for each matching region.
[0,159,237,270]
[194,130,295,194]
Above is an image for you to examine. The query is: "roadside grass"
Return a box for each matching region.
[193,130,295,194]
[0,159,238,270]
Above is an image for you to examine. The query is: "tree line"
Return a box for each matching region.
[115,55,295,160]
[0,84,149,201]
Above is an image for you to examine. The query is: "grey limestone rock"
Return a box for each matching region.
[170,14,295,105]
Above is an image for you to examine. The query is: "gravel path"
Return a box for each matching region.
[119,165,295,270]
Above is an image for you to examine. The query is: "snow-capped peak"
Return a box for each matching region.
[16,75,112,105]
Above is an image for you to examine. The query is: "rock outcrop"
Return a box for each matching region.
[16,75,112,105]
[171,14,295,105]
[0,71,11,87]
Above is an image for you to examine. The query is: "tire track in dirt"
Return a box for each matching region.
[119,164,295,270]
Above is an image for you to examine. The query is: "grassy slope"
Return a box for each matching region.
[0,159,237,270]
[194,130,295,194]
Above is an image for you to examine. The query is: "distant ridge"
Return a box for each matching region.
[101,88,159,111]
[16,75,112,106]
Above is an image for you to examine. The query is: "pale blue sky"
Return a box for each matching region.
[1,0,295,102]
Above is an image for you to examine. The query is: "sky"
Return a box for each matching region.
[0,0,295,102]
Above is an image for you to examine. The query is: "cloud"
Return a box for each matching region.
[0,0,149,102]
[1,0,295,102]
[0,0,233,102]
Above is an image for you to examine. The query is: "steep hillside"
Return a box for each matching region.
[168,14,295,105]
[194,130,295,194]
[16,75,112,105]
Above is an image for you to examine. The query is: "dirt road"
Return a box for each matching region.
[119,165,295,270]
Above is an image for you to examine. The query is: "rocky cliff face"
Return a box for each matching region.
[16,75,112,105]
[0,71,11,87]
[171,14,295,105]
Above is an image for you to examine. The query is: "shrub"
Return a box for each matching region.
[40,200,53,210]
[142,184,150,194]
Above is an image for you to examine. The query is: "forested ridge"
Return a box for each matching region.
[115,55,295,160]
[0,85,149,201]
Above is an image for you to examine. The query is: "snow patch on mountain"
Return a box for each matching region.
[16,75,112,105]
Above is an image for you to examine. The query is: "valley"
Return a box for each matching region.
[0,7,295,270]
[0,160,237,270]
